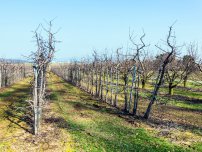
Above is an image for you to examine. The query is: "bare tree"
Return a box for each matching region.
[114,48,121,107]
[129,31,147,114]
[144,25,176,119]
[119,55,132,113]
[30,21,57,135]
[139,53,155,89]
[182,43,198,87]
[51,24,197,121]
[164,46,197,95]
[129,32,153,89]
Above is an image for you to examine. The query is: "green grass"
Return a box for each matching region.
[136,81,202,111]
[80,73,202,111]
[138,89,202,111]
[0,74,201,151]
[48,74,194,152]
[0,78,32,151]
[172,101,202,110]
[174,88,202,99]
[191,143,202,152]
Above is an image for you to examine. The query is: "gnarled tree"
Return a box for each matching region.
[30,21,57,135]
[144,25,176,119]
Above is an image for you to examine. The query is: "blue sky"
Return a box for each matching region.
[0,0,201,61]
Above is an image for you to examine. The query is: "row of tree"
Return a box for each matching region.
[51,25,202,119]
[0,59,32,88]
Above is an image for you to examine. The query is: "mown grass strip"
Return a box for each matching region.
[48,74,193,152]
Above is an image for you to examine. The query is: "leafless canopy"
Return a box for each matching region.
[29,20,58,135]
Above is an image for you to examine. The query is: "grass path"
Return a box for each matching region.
[48,74,198,152]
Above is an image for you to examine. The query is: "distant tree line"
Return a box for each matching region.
[0,59,32,88]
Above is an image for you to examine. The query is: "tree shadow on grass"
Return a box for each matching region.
[45,102,186,152]
[44,116,70,129]
[50,78,202,142]
[162,104,202,113]
[1,85,33,134]
[145,117,202,136]
[46,76,193,151]
[64,88,202,136]
[3,103,33,134]
[166,94,202,104]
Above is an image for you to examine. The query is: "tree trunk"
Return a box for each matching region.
[143,99,154,119]
[33,66,44,135]
[34,108,38,135]
[101,69,105,101]
[33,67,38,135]
[183,76,188,87]
[144,65,165,119]
[95,66,98,97]
[124,75,129,113]
[142,79,146,89]
[87,69,90,92]
[124,90,128,112]
[133,66,139,115]
[168,84,174,95]
[114,68,119,107]
[98,68,102,98]
[133,86,139,115]
[105,68,109,103]
[5,76,8,87]
[129,65,136,113]
[91,69,94,95]
[110,67,113,105]
[34,106,42,135]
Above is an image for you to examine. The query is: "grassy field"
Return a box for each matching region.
[0,74,201,151]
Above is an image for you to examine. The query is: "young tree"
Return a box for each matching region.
[182,43,198,87]
[139,54,155,89]
[114,48,122,107]
[129,31,147,114]
[164,48,197,95]
[164,56,184,95]
[119,55,133,113]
